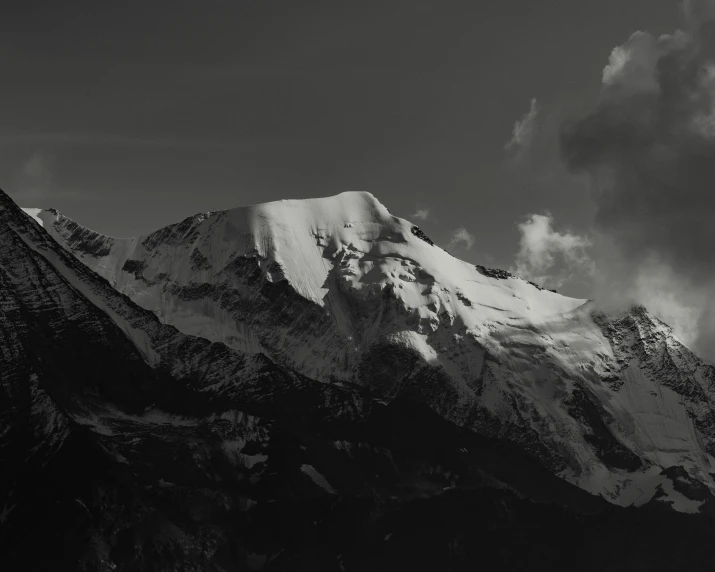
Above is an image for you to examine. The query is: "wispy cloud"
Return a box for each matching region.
[448,227,475,250]
[505,98,541,163]
[412,208,430,221]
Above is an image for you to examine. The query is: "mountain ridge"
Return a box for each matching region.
[0,187,652,570]
[20,191,715,512]
[8,188,715,568]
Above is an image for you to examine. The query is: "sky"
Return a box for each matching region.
[7,0,715,354]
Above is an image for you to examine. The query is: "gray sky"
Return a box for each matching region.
[1,1,678,292]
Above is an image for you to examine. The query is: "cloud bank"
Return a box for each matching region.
[560,0,715,357]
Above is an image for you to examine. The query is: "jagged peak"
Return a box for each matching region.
[627,305,676,334]
[595,303,663,324]
[628,303,650,316]
[595,303,685,353]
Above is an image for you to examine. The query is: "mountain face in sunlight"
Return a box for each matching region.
[4,189,715,570]
[25,191,715,512]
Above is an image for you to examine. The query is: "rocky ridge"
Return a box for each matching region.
[23,192,715,511]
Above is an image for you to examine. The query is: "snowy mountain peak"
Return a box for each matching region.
[18,190,715,513]
[25,193,588,370]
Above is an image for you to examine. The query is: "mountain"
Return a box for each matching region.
[1,190,377,570]
[25,192,715,513]
[5,188,715,570]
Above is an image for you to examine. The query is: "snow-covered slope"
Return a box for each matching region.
[3,189,387,569]
[3,191,373,475]
[3,188,647,571]
[24,192,715,512]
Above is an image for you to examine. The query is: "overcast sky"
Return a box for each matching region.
[9,0,712,348]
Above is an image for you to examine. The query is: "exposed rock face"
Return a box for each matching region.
[2,191,372,570]
[10,190,715,568]
[0,189,650,571]
[26,192,715,512]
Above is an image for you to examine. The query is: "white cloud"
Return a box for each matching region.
[511,213,593,288]
[448,227,475,250]
[412,208,430,221]
[632,256,702,347]
[601,31,659,94]
[589,243,713,355]
[505,98,540,153]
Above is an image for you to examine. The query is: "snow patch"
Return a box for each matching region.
[21,207,45,227]
[300,464,337,494]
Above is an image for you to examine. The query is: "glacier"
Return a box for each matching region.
[22,191,715,512]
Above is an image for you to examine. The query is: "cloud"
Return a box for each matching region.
[448,227,475,250]
[511,213,593,288]
[630,255,704,348]
[601,31,660,93]
[411,208,430,221]
[505,98,541,163]
[559,0,715,357]
[587,240,714,354]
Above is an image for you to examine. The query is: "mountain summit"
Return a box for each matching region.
[22,191,715,512]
